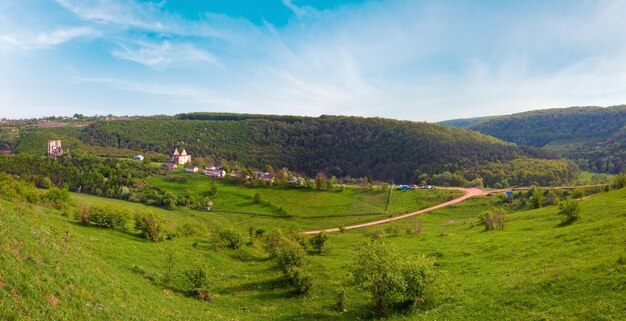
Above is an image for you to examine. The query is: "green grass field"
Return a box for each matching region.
[148,172,461,229]
[1,180,625,320]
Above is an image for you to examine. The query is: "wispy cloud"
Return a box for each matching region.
[0,26,98,50]
[111,40,223,70]
[75,76,246,109]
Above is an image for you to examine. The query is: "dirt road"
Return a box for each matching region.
[303,185,606,235]
[303,187,484,235]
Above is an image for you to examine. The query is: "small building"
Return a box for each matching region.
[253,171,274,183]
[162,163,178,171]
[170,148,191,165]
[0,149,12,155]
[186,165,199,173]
[205,168,226,178]
[48,140,63,157]
[133,155,144,161]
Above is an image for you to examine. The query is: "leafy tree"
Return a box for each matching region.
[253,192,263,204]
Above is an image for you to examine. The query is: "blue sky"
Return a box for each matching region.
[1,0,626,121]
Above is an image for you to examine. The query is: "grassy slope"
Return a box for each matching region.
[1,188,625,320]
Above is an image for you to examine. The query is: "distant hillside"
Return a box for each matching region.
[465,105,626,173]
[0,113,578,185]
[437,116,498,128]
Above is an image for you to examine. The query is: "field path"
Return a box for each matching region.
[303,184,606,234]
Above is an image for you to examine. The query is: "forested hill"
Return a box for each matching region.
[436,116,497,128]
[463,106,626,173]
[73,113,563,182]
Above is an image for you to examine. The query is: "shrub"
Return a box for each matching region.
[42,187,71,210]
[558,198,581,222]
[309,232,331,255]
[335,288,347,312]
[253,192,263,203]
[543,190,559,206]
[89,205,130,230]
[351,239,405,316]
[407,219,424,235]
[76,204,90,224]
[385,224,401,237]
[183,266,212,301]
[402,255,436,305]
[163,250,177,284]
[611,174,626,189]
[530,189,543,208]
[274,237,312,294]
[134,212,170,242]
[176,221,207,237]
[479,210,505,231]
[571,189,585,199]
[217,227,246,250]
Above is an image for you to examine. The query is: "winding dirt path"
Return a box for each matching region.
[304,187,483,235]
[303,185,607,235]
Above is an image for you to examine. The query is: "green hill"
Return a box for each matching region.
[461,105,626,173]
[77,114,573,183]
[1,173,624,320]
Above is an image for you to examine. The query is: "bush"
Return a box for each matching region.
[571,189,585,199]
[42,187,71,210]
[335,288,347,312]
[76,204,90,224]
[217,227,246,250]
[385,224,401,237]
[402,255,436,305]
[479,210,505,231]
[407,219,424,235]
[351,239,405,316]
[253,192,263,203]
[274,237,312,294]
[176,221,207,237]
[611,174,626,189]
[89,205,130,230]
[134,212,171,242]
[183,266,212,301]
[558,198,581,222]
[530,189,543,209]
[309,232,331,255]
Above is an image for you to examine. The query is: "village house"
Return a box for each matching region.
[253,171,274,183]
[133,155,144,161]
[205,165,226,178]
[170,148,191,165]
[48,140,63,157]
[186,165,199,173]
[162,163,178,171]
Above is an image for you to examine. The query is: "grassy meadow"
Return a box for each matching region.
[148,171,461,229]
[1,178,625,320]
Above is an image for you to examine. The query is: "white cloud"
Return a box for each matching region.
[0,26,98,50]
[111,40,223,70]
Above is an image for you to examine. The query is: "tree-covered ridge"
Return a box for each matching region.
[76,115,562,182]
[464,105,626,173]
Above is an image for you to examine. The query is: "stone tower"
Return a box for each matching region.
[48,140,63,157]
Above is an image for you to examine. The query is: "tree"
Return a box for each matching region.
[309,232,331,255]
[351,239,405,315]
[530,189,544,208]
[558,198,581,222]
[402,255,436,305]
[611,174,626,189]
[275,237,312,294]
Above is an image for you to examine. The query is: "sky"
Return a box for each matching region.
[1,0,626,122]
